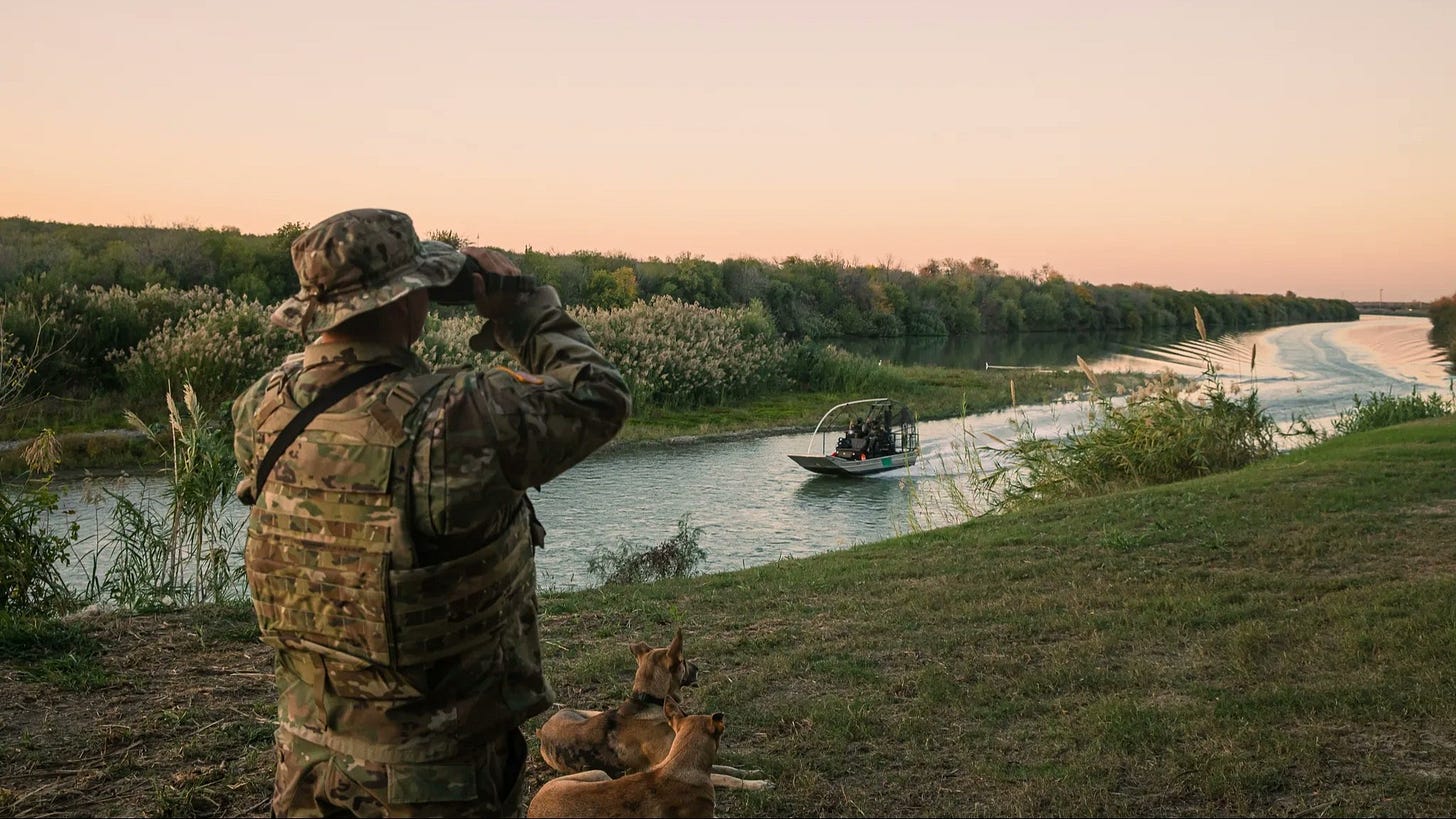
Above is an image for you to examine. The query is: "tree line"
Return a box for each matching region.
[0,216,1357,339]
[1429,294,1456,363]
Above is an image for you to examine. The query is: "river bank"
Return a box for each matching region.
[1,363,1150,478]
[3,417,1454,817]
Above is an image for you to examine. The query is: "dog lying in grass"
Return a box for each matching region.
[529,701,768,818]
[536,629,769,789]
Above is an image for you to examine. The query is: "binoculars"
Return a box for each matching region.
[428,255,538,305]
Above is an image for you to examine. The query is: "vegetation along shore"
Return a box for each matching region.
[1,216,1359,472]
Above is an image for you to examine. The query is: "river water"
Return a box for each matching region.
[43,316,1453,592]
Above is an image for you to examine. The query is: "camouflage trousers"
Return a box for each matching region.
[270,727,527,818]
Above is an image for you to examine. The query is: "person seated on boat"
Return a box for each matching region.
[880,410,901,454]
[834,417,869,458]
[867,419,895,456]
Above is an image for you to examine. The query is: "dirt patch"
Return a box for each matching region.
[0,611,276,818]
[0,610,745,818]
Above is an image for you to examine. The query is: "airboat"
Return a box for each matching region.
[787,398,920,477]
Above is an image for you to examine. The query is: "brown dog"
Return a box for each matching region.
[528,701,766,818]
[536,630,768,789]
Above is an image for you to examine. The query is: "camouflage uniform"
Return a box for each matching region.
[232,210,631,817]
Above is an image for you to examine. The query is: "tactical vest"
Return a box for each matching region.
[242,366,542,746]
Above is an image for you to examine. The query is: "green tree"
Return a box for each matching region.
[1429,294,1456,358]
[586,266,639,309]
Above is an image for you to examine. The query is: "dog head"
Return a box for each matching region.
[629,628,699,700]
[664,699,726,752]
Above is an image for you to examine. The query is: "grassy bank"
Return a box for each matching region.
[0,363,1143,474]
[597,363,1144,444]
[2,417,1453,816]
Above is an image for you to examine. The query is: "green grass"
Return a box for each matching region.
[528,417,1456,816]
[0,611,110,691]
[188,601,261,645]
[0,392,147,440]
[8,404,1453,816]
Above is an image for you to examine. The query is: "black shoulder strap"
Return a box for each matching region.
[253,363,403,498]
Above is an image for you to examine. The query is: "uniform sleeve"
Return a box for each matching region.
[412,286,632,538]
[231,375,271,505]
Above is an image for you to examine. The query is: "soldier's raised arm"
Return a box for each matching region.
[410,248,632,537]
[473,279,632,489]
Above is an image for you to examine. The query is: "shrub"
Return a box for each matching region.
[0,309,52,417]
[574,296,787,408]
[0,284,229,389]
[0,478,79,615]
[416,313,507,372]
[935,312,1293,517]
[985,368,1280,508]
[783,341,907,395]
[587,514,707,585]
[80,284,231,366]
[0,431,79,615]
[1430,294,1456,349]
[1426,295,1456,371]
[116,296,296,409]
[420,300,788,410]
[1331,387,1455,436]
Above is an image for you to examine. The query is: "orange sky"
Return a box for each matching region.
[2,0,1451,301]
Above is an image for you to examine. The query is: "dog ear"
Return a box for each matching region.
[629,641,651,658]
[711,713,725,735]
[664,699,685,724]
[668,628,684,658]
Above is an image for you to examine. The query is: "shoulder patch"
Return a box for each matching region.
[494,365,545,386]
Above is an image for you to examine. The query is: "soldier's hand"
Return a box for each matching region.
[463,247,525,319]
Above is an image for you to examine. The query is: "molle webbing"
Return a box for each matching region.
[246,368,536,672]
[248,512,393,663]
[247,478,399,666]
[249,509,534,668]
[389,504,533,665]
[253,363,402,498]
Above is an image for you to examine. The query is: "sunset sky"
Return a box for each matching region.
[2,0,1451,301]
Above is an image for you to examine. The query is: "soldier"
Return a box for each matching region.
[231,208,631,817]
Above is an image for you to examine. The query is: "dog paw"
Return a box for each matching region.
[746,779,775,791]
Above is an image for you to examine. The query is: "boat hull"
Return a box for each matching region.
[788,451,918,477]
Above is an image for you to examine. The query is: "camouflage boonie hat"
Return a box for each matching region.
[270,208,467,337]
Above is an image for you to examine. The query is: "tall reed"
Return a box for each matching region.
[94,384,245,610]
